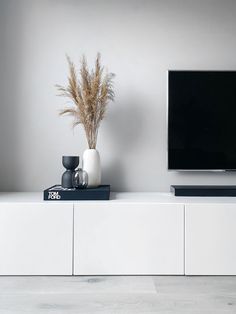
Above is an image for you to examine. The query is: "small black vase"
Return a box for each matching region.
[61,156,79,188]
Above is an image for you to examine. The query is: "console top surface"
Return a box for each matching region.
[1,192,236,204]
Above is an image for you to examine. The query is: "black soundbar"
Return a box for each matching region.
[171,185,236,197]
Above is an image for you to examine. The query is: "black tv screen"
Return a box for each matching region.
[168,71,236,170]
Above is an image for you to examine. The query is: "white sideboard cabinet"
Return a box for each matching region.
[1,192,236,275]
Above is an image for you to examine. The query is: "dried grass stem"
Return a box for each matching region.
[56,53,115,149]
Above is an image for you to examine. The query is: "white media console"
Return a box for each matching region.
[0,192,235,275]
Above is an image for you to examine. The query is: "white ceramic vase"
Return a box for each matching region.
[82,149,101,187]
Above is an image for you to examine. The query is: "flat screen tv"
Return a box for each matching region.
[168,70,236,170]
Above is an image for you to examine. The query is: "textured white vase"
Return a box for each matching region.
[82,149,101,187]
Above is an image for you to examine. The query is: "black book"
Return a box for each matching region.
[44,185,110,201]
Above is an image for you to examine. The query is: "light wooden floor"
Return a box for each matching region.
[0,276,235,313]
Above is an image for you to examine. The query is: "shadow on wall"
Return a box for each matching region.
[102,98,146,191]
[0,2,24,191]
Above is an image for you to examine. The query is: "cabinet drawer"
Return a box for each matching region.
[74,202,184,275]
[0,203,73,275]
[185,204,236,275]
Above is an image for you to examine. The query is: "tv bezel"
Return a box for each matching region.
[167,70,236,172]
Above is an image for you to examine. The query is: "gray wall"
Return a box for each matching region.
[1,0,236,192]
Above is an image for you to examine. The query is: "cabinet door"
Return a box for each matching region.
[185,204,236,275]
[74,203,184,275]
[0,203,73,275]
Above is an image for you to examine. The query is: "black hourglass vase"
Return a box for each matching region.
[61,156,79,188]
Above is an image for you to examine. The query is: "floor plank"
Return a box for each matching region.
[0,276,156,294]
[153,276,236,295]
